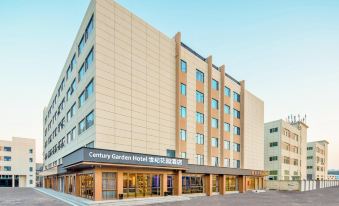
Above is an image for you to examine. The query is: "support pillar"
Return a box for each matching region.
[174,170,182,196]
[116,171,124,198]
[12,175,15,187]
[75,175,81,196]
[205,174,212,196]
[220,175,226,195]
[162,173,168,195]
[238,176,246,193]
[94,167,102,201]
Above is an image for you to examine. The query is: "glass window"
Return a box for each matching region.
[234,126,240,135]
[180,129,187,141]
[270,142,278,147]
[224,122,230,132]
[29,167,33,172]
[196,155,204,165]
[29,158,33,162]
[196,112,204,124]
[4,147,11,152]
[71,55,76,69]
[86,111,94,129]
[196,133,204,144]
[211,118,218,129]
[224,158,230,167]
[180,83,186,96]
[86,49,94,69]
[78,36,85,55]
[233,92,240,102]
[85,16,94,40]
[211,137,219,147]
[166,149,175,158]
[79,119,86,135]
[79,92,85,108]
[224,104,230,114]
[224,86,230,96]
[233,109,240,119]
[180,60,187,73]
[78,64,85,82]
[211,98,218,109]
[224,140,230,150]
[4,156,11,161]
[196,91,204,103]
[180,106,186,118]
[4,166,11,171]
[212,157,219,166]
[102,172,117,200]
[212,79,219,90]
[269,156,278,161]
[196,69,204,83]
[181,152,187,158]
[233,143,240,152]
[66,66,72,80]
[86,80,94,98]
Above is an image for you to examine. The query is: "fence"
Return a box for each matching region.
[266,180,339,192]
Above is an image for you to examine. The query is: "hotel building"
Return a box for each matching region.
[42,0,265,201]
[306,140,329,180]
[264,119,308,181]
[0,137,36,187]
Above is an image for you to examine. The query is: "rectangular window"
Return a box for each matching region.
[78,64,85,82]
[29,167,33,172]
[234,126,240,135]
[269,156,278,161]
[180,83,186,96]
[4,166,11,171]
[71,55,76,70]
[166,149,175,158]
[196,133,204,144]
[224,122,230,132]
[269,170,278,175]
[270,127,278,133]
[233,92,240,102]
[211,98,218,109]
[196,112,204,124]
[86,49,94,69]
[86,80,94,98]
[233,109,240,119]
[86,111,95,129]
[78,36,85,55]
[212,79,219,90]
[4,147,11,152]
[180,106,187,118]
[211,137,219,147]
[224,86,230,96]
[180,129,187,141]
[67,103,76,121]
[233,143,240,152]
[4,156,11,161]
[102,172,117,200]
[180,60,187,73]
[66,66,72,80]
[224,158,230,167]
[29,158,33,162]
[224,104,230,114]
[235,160,240,168]
[212,118,219,129]
[79,119,86,135]
[212,157,219,166]
[196,69,204,82]
[181,152,187,158]
[270,142,278,147]
[79,92,85,108]
[224,140,230,150]
[85,15,94,40]
[196,154,204,165]
[196,91,204,103]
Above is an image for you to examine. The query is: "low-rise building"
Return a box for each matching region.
[306,140,329,180]
[0,137,36,187]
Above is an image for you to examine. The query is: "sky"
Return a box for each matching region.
[0,0,338,169]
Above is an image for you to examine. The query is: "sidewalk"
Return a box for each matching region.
[35,188,190,206]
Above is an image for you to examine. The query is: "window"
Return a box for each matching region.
[4,166,11,171]
[270,170,278,175]
[67,79,77,100]
[102,173,117,200]
[307,147,313,150]
[234,126,240,135]
[270,127,278,133]
[224,104,230,114]
[212,79,219,90]
[180,83,186,96]
[67,127,76,143]
[284,156,290,164]
[180,106,187,118]
[85,15,94,40]
[233,109,240,119]
[66,66,72,80]
[4,156,11,161]
[86,49,94,69]
[269,156,278,161]
[78,80,94,108]
[211,99,218,109]
[196,154,204,165]
[71,55,76,70]
[233,92,240,102]
[196,112,204,124]
[211,137,219,147]
[196,69,204,82]
[79,92,86,108]
[29,158,33,163]
[234,160,240,168]
[233,143,240,152]
[86,111,94,129]
[181,60,187,73]
[78,36,85,55]
[224,122,230,132]
[307,156,313,160]
[224,140,230,150]
[196,133,204,144]
[180,129,187,141]
[86,80,94,97]
[224,86,230,96]
[181,152,187,158]
[224,158,230,167]
[196,91,204,103]
[29,167,33,172]
[166,149,175,158]
[29,149,33,154]
[67,103,76,121]
[4,147,11,152]
[212,157,219,166]
[30,180,33,184]
[78,64,85,82]
[270,142,278,147]
[211,118,218,128]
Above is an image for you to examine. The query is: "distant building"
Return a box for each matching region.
[306,140,329,180]
[0,137,36,187]
[327,175,339,180]
[264,119,308,181]
[36,163,43,187]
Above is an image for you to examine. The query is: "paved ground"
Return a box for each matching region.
[0,188,69,206]
[151,187,339,206]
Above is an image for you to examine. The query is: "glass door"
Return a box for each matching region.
[167,175,174,195]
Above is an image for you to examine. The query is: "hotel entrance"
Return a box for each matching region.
[167,175,174,195]
[123,173,162,198]
[79,173,94,200]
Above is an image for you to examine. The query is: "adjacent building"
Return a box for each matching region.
[42,0,265,201]
[306,140,329,180]
[0,137,36,187]
[264,119,308,181]
[36,163,44,187]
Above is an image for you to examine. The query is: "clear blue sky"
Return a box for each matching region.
[1,0,338,168]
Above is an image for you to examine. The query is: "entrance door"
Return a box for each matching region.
[167,175,174,195]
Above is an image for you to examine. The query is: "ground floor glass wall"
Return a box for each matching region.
[182,175,205,194]
[212,175,219,192]
[102,172,117,200]
[225,176,238,191]
[123,173,161,198]
[79,174,94,200]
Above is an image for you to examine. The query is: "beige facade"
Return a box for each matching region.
[264,119,308,180]
[307,140,329,180]
[0,137,36,187]
[42,0,265,201]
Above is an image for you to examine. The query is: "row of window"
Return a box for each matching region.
[0,166,33,172]
[269,127,278,133]
[269,156,300,166]
[0,156,33,162]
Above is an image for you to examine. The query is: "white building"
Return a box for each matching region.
[0,137,36,187]
[264,119,308,181]
[307,140,329,180]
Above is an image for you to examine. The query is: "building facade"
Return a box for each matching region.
[306,140,329,180]
[0,137,36,187]
[42,0,265,201]
[264,119,308,181]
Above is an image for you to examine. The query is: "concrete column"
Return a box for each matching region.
[238,176,246,193]
[75,175,81,196]
[219,175,226,195]
[162,173,168,195]
[116,171,124,198]
[205,174,212,196]
[12,175,15,187]
[174,170,182,196]
[94,167,102,201]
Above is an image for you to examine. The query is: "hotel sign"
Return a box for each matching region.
[63,147,188,168]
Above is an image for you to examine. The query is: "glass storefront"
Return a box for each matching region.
[102,172,117,200]
[212,175,219,192]
[225,176,238,192]
[247,177,255,190]
[80,174,95,200]
[167,175,174,195]
[123,173,162,198]
[182,175,205,194]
